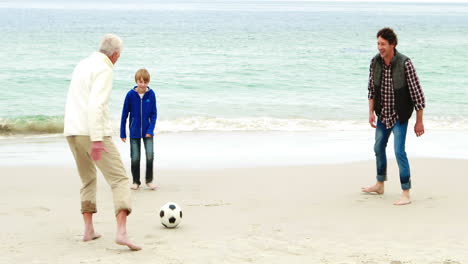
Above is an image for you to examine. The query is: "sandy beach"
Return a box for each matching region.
[1,158,466,264]
[2,1,468,263]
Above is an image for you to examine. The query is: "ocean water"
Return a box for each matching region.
[0,1,467,167]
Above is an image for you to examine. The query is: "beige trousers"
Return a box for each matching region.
[66,136,132,216]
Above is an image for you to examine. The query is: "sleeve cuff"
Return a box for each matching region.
[414,103,425,111]
[90,135,104,142]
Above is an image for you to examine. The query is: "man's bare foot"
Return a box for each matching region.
[361,182,384,194]
[82,213,100,242]
[146,182,157,190]
[394,190,411,205]
[116,233,142,251]
[83,231,101,242]
[130,184,139,190]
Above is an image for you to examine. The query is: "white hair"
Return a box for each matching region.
[99,33,123,56]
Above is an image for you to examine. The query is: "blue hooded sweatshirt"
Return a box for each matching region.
[120,86,157,139]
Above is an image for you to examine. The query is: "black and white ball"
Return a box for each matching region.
[159,202,183,228]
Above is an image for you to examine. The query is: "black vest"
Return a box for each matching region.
[372,50,414,124]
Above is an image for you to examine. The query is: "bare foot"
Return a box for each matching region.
[146,182,157,190]
[394,190,411,205]
[130,184,139,190]
[361,182,384,194]
[83,231,101,242]
[116,233,142,251]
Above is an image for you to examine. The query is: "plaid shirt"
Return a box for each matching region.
[368,58,426,129]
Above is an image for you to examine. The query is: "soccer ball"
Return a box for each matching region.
[159,202,183,228]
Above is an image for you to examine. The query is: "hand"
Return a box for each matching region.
[121,138,126,143]
[369,114,376,128]
[414,122,425,137]
[90,141,108,161]
[145,134,152,138]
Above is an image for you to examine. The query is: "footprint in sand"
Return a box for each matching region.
[20,206,51,216]
[443,260,462,264]
[204,202,231,207]
[187,202,231,207]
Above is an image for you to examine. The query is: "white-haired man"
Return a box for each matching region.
[64,33,141,250]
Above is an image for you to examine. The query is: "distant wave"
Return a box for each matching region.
[156,117,366,132]
[156,116,468,132]
[1,116,362,136]
[0,116,64,135]
[1,115,467,136]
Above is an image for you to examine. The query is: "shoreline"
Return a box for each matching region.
[1,158,467,263]
[0,129,466,169]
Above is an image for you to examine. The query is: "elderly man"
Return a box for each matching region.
[64,34,141,250]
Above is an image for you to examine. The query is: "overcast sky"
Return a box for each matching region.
[1,0,468,9]
[1,0,468,2]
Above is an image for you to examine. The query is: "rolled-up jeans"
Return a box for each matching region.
[374,119,411,190]
[66,136,132,215]
[130,137,154,185]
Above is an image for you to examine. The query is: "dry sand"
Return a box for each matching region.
[0,158,467,264]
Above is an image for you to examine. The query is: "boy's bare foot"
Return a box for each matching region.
[130,184,139,190]
[146,182,157,190]
[394,190,411,205]
[116,233,142,251]
[83,231,101,242]
[361,182,384,194]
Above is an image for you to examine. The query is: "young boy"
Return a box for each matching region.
[120,68,157,190]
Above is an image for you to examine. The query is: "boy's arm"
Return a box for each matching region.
[146,93,157,136]
[120,93,130,139]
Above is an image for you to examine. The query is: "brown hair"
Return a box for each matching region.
[135,68,150,83]
[377,27,398,47]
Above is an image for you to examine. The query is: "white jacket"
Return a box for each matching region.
[64,52,115,141]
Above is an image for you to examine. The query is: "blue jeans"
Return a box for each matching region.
[374,119,411,190]
[130,137,154,185]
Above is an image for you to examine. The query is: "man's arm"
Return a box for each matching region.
[88,69,113,160]
[368,59,376,128]
[414,109,424,137]
[88,69,113,142]
[405,60,425,137]
[369,99,376,128]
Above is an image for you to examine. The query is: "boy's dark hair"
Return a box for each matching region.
[377,27,398,47]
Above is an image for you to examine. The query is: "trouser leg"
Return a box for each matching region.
[66,136,98,214]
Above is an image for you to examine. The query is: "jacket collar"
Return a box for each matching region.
[132,86,151,93]
[390,49,400,65]
[377,49,399,67]
[92,52,113,68]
